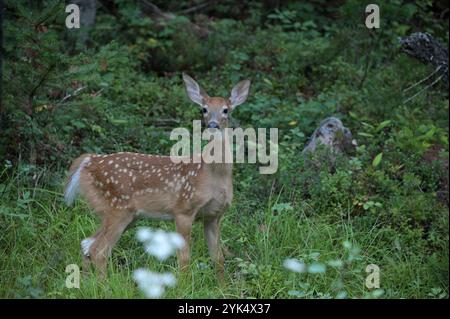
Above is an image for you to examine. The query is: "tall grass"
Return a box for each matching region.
[0,163,447,298]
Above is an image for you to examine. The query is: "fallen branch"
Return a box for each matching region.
[399,32,448,89]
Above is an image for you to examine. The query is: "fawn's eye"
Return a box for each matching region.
[201,107,208,114]
[223,108,228,114]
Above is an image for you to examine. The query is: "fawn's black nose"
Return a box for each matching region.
[207,122,219,129]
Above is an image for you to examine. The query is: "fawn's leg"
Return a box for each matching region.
[204,216,225,279]
[88,211,134,277]
[81,223,105,274]
[174,213,195,271]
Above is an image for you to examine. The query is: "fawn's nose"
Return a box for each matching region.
[207,122,219,129]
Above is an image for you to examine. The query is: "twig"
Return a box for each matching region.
[91,88,104,98]
[403,65,442,93]
[154,118,180,124]
[57,86,87,105]
[403,74,444,104]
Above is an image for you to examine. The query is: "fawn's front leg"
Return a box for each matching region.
[174,213,195,271]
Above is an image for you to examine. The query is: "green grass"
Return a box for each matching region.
[0,169,447,299]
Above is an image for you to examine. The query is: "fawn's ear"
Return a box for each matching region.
[230,79,251,109]
[182,73,208,106]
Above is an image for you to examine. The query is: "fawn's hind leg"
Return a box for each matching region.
[81,224,105,275]
[83,211,134,277]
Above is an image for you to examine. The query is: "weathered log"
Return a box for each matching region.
[399,32,449,89]
[303,117,357,155]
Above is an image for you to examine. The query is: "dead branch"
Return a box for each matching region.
[399,32,448,89]
[58,86,87,105]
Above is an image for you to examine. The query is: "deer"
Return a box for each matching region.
[64,73,251,279]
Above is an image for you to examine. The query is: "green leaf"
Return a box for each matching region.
[72,120,86,129]
[288,290,306,297]
[327,260,344,268]
[422,127,436,139]
[110,118,128,125]
[372,153,383,167]
[358,132,374,138]
[361,122,375,129]
[272,203,293,213]
[376,120,392,131]
[348,111,358,119]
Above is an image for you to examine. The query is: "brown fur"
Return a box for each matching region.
[66,74,250,279]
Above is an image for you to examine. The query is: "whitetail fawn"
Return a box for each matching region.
[64,73,251,278]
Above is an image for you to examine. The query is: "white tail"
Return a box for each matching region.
[65,74,251,278]
[65,156,91,206]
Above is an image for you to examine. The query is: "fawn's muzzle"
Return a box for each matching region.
[207,122,219,129]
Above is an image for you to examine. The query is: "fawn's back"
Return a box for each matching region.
[66,152,232,220]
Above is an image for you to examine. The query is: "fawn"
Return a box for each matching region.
[64,73,251,278]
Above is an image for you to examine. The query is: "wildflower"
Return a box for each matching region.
[133,269,176,298]
[283,258,306,273]
[307,263,326,274]
[136,228,185,261]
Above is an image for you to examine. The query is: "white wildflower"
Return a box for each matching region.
[134,228,184,298]
[307,262,326,274]
[283,258,306,273]
[136,228,153,242]
[168,232,185,249]
[133,269,176,298]
[136,228,185,261]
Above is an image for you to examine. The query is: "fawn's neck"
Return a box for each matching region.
[205,161,233,177]
[202,130,233,177]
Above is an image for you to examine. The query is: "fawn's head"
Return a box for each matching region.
[182,73,251,130]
